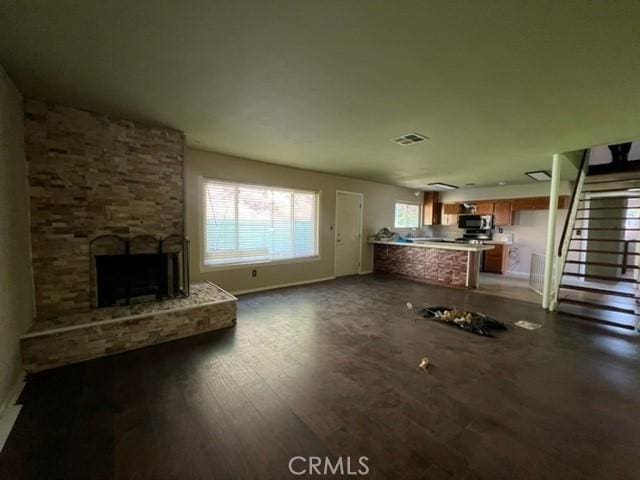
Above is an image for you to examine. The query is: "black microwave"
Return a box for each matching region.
[458,214,493,230]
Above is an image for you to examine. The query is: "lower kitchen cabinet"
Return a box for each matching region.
[484,244,510,274]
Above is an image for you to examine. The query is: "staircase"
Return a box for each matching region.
[552,161,640,331]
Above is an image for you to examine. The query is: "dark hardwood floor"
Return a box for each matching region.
[2,274,640,479]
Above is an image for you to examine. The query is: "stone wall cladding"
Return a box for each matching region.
[24,100,184,317]
[21,300,236,372]
[373,244,468,287]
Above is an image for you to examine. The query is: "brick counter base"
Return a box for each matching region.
[21,283,237,372]
[374,244,479,287]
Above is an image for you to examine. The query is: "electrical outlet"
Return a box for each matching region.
[252,269,257,277]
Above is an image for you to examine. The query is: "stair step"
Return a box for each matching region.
[567,248,639,255]
[575,217,639,221]
[559,283,637,298]
[564,260,639,269]
[572,227,640,231]
[577,206,640,211]
[562,272,637,283]
[586,169,640,179]
[585,176,640,185]
[556,303,638,331]
[582,186,640,194]
[570,238,639,243]
[588,163,640,178]
[558,297,638,315]
[579,195,640,201]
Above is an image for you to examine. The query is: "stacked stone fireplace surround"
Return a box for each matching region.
[20,100,236,372]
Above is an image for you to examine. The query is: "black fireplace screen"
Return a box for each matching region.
[90,234,190,308]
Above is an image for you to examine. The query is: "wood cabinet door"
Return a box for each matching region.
[422,192,441,225]
[442,203,460,214]
[511,196,549,211]
[510,196,570,212]
[484,245,509,273]
[475,201,494,215]
[557,195,570,209]
[440,203,459,226]
[530,197,550,209]
[493,200,512,226]
[510,197,533,211]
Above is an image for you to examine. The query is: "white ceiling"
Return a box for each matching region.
[1,1,639,188]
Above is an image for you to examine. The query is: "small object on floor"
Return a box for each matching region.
[514,320,542,330]
[419,357,430,370]
[406,302,413,310]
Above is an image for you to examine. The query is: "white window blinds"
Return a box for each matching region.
[394,202,420,228]
[202,179,319,267]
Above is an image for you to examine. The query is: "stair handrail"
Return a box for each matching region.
[550,150,589,310]
[558,151,588,257]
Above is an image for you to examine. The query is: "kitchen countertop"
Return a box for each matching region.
[370,240,495,252]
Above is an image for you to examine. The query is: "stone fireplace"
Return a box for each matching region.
[21,100,237,372]
[24,100,185,318]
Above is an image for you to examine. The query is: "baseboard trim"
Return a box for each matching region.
[0,372,26,454]
[232,276,336,295]
[359,270,373,275]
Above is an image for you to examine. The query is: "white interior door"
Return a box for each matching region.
[335,192,362,277]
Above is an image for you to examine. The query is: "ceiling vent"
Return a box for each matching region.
[391,132,428,145]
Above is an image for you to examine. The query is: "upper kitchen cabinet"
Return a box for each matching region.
[422,192,441,225]
[474,201,494,215]
[443,203,460,215]
[493,200,512,226]
[441,203,460,226]
[557,195,570,209]
[511,195,569,211]
[510,196,548,211]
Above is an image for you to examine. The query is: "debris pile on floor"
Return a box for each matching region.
[416,306,507,337]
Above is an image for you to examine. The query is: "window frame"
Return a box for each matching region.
[198,177,321,271]
[394,200,422,229]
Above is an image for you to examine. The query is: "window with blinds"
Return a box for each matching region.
[394,201,420,228]
[202,179,319,267]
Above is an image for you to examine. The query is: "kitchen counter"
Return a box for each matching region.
[371,240,494,288]
[370,239,495,252]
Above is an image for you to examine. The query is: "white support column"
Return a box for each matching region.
[542,153,562,309]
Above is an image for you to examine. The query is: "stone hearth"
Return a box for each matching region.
[21,282,237,372]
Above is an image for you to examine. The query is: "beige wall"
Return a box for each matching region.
[504,210,566,275]
[185,148,421,292]
[0,66,33,406]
